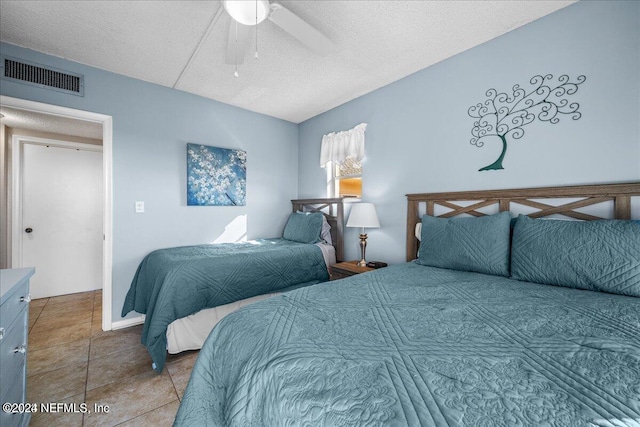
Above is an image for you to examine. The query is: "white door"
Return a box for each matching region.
[22,142,103,299]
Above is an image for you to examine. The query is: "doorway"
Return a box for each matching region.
[20,138,103,298]
[1,95,113,331]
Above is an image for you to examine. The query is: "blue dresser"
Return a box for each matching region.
[0,268,35,427]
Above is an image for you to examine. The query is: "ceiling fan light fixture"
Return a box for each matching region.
[224,0,270,26]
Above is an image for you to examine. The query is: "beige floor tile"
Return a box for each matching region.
[26,289,192,427]
[29,302,45,319]
[84,370,178,427]
[29,312,41,331]
[29,322,91,351]
[29,300,47,332]
[38,299,94,319]
[27,363,87,403]
[165,349,199,365]
[92,308,103,328]
[31,310,93,333]
[90,319,116,339]
[29,393,85,427]
[28,339,90,377]
[89,325,143,359]
[47,291,95,306]
[87,344,153,391]
[91,290,102,335]
[166,351,198,400]
[92,322,108,337]
[30,298,48,309]
[115,399,180,427]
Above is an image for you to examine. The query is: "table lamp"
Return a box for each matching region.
[346,202,380,267]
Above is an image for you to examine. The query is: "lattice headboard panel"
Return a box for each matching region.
[292,198,344,262]
[406,182,640,261]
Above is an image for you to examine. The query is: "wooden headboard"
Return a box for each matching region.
[292,198,344,262]
[406,182,640,261]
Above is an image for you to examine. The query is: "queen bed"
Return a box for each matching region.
[174,183,640,426]
[121,198,344,373]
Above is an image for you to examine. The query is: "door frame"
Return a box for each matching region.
[2,95,113,331]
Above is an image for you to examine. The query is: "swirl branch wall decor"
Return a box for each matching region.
[468,74,586,171]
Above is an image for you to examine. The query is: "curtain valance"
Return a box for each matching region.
[320,123,367,167]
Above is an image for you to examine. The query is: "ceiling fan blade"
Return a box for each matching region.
[268,3,334,56]
[225,20,251,65]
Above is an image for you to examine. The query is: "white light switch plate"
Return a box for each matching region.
[135,201,145,213]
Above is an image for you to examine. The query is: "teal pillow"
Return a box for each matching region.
[511,215,640,297]
[417,212,511,277]
[282,212,324,244]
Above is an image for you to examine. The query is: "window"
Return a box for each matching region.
[327,157,362,198]
[320,123,366,198]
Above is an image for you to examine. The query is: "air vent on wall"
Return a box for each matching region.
[1,56,84,96]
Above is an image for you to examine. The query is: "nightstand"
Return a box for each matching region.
[330,261,376,280]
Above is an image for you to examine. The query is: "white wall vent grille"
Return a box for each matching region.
[1,56,84,96]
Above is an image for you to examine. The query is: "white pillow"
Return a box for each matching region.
[321,215,333,245]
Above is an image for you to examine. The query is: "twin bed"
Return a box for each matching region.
[169,183,640,426]
[121,198,344,372]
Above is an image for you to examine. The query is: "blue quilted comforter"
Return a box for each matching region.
[175,262,640,426]
[121,239,329,372]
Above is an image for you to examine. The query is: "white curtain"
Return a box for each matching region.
[320,123,367,167]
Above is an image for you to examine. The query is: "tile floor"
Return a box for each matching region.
[27,290,199,427]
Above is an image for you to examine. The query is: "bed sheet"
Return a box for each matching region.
[175,262,640,426]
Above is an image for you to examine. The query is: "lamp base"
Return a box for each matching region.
[357,233,368,268]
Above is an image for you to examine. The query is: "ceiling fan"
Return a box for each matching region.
[222,0,334,69]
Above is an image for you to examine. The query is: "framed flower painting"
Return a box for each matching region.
[187,143,246,206]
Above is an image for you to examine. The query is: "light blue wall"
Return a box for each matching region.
[2,1,639,319]
[298,0,640,264]
[0,42,299,322]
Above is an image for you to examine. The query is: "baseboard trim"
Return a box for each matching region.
[111,315,145,330]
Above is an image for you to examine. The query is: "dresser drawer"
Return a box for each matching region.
[0,280,30,330]
[0,309,27,392]
[0,363,28,427]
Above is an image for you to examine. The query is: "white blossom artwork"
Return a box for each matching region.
[187,143,246,206]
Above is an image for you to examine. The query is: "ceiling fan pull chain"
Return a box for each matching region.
[234,20,239,77]
[254,0,259,59]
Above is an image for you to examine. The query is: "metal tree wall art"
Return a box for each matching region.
[468,74,586,171]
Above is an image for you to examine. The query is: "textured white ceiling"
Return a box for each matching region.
[0,0,576,123]
[1,107,103,140]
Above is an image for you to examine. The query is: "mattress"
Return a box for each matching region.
[167,292,279,354]
[166,243,335,354]
[175,262,640,426]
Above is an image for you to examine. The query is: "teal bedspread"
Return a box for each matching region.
[175,262,640,426]
[121,238,329,373]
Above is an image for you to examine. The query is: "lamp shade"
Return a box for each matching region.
[346,203,380,228]
[223,0,270,26]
